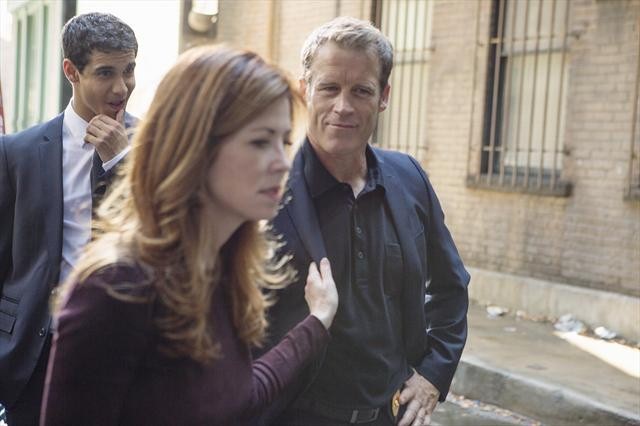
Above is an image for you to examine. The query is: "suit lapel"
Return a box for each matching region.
[39,114,65,276]
[283,149,327,263]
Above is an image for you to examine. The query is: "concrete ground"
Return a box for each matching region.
[432,394,541,426]
[451,302,640,425]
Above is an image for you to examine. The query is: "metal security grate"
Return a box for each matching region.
[472,0,572,196]
[372,0,433,161]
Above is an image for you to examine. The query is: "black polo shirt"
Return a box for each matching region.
[301,141,411,409]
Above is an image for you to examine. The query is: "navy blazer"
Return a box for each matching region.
[259,141,470,421]
[0,112,136,407]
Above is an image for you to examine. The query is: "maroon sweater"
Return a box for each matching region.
[41,264,328,425]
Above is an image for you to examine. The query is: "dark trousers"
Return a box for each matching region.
[6,335,51,426]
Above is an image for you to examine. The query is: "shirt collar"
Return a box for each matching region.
[302,138,385,199]
[63,99,90,147]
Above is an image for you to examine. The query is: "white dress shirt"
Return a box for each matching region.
[59,101,129,283]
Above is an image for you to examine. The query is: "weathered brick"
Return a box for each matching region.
[216,0,640,297]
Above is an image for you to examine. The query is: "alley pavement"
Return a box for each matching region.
[450,302,640,425]
[432,395,542,425]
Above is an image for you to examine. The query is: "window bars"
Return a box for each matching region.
[372,0,433,161]
[470,0,572,196]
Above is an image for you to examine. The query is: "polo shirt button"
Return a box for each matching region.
[355,226,362,234]
[38,328,46,337]
[357,251,364,259]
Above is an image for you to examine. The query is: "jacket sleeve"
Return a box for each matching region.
[409,156,470,402]
[41,267,152,425]
[249,315,329,416]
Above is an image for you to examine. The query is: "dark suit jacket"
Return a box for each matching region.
[259,141,470,421]
[0,111,136,407]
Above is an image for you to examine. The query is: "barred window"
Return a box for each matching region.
[470,0,572,196]
[372,0,434,161]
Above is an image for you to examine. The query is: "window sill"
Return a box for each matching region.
[466,175,572,197]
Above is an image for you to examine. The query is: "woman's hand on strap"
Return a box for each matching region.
[304,258,338,330]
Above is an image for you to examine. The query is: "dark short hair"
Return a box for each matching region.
[62,12,138,72]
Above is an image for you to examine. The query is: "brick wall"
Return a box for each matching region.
[218,0,272,58]
[215,0,640,297]
[428,0,640,296]
[218,0,371,70]
[559,0,640,295]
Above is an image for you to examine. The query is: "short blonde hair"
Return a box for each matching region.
[301,16,394,89]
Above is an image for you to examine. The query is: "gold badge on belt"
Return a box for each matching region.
[391,389,401,418]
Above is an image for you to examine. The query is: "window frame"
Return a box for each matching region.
[626,28,640,201]
[468,0,573,197]
[9,0,64,132]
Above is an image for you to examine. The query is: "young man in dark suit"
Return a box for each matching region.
[0,12,138,425]
[259,17,470,426]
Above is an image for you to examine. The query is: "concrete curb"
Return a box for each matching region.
[451,355,640,426]
[466,266,640,342]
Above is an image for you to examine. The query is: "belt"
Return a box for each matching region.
[295,397,381,424]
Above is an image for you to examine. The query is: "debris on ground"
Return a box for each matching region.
[594,326,617,340]
[513,309,546,322]
[475,301,638,348]
[553,314,587,333]
[486,305,509,318]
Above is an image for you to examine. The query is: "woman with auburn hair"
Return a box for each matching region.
[40,45,338,425]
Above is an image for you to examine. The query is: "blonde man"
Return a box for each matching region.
[259,17,470,426]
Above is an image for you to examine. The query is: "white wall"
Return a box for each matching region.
[0,0,181,134]
[76,0,181,118]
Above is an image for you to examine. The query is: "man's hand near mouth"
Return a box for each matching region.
[85,108,129,162]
